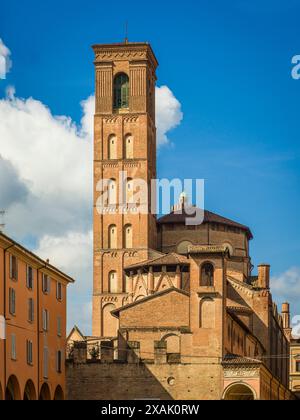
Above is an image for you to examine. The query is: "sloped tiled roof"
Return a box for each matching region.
[223,354,262,365]
[67,325,86,342]
[125,252,190,270]
[226,299,253,314]
[157,208,253,239]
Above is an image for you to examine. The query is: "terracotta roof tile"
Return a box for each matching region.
[157,208,253,239]
[125,252,189,270]
[223,354,262,364]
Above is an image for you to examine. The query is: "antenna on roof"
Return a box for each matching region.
[0,210,5,231]
[124,21,129,44]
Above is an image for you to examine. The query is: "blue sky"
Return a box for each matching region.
[1,0,300,329]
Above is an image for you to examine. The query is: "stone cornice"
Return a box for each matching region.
[92,43,158,70]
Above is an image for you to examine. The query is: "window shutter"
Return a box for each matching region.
[57,317,62,337]
[42,274,50,293]
[9,288,11,313]
[12,289,15,314]
[43,309,47,331]
[56,282,62,301]
[15,257,18,280]
[56,350,62,373]
[11,334,16,360]
[28,299,34,322]
[27,266,33,289]
[43,309,49,331]
[9,289,16,315]
[43,347,48,378]
[26,340,33,364]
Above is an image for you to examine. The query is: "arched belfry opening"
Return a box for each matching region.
[114,73,129,109]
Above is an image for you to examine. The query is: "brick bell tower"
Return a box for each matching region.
[92,42,158,337]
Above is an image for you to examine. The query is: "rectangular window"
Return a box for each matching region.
[26,340,33,365]
[28,298,34,323]
[56,282,62,301]
[42,309,49,331]
[26,265,34,289]
[42,274,50,294]
[57,316,62,337]
[9,288,16,315]
[11,334,16,360]
[296,361,300,372]
[56,350,62,373]
[9,255,18,281]
[43,347,48,379]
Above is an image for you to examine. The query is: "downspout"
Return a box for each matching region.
[3,244,14,396]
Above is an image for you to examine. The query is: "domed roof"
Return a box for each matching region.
[157,208,253,239]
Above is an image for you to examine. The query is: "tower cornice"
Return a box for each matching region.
[92,42,159,71]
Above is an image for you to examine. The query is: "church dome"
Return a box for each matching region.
[157,208,253,240]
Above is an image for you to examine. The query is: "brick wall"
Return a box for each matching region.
[66,361,223,401]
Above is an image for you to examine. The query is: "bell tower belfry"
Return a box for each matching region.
[92,42,158,337]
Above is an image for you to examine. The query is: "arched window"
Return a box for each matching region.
[200,298,215,329]
[223,383,255,400]
[126,178,134,204]
[108,225,117,249]
[108,135,117,160]
[163,334,180,354]
[200,263,214,287]
[124,224,133,249]
[108,179,117,205]
[177,241,193,255]
[102,304,118,337]
[109,271,118,294]
[114,73,129,109]
[124,134,133,159]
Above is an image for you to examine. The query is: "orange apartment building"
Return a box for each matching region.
[0,231,74,400]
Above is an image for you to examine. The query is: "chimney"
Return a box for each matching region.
[257,264,270,289]
[282,303,292,340]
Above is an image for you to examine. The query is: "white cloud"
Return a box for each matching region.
[0,156,28,208]
[271,267,300,337]
[0,39,12,79]
[155,85,183,147]
[0,84,183,334]
[0,87,93,239]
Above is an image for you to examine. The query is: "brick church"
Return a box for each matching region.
[66,41,295,400]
